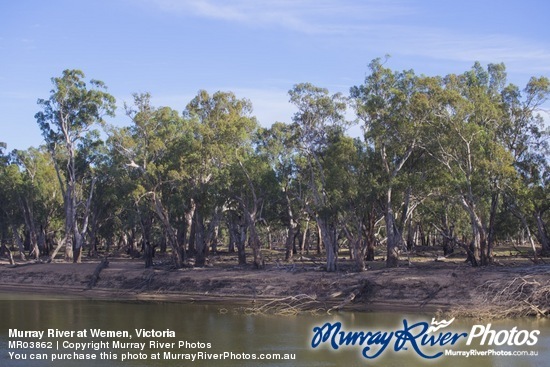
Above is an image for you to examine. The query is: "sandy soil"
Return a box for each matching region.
[1,252,549,318]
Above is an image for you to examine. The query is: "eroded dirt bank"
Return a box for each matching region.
[1,258,549,318]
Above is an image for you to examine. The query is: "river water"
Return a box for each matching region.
[0,294,548,367]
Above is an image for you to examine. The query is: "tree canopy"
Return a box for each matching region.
[1,61,549,271]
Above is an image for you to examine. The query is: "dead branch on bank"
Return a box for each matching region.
[471,276,550,318]
[242,294,328,316]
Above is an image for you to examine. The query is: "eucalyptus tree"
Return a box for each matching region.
[109,93,191,268]
[499,75,550,255]
[350,59,431,267]
[0,143,10,257]
[85,159,122,255]
[320,133,365,269]
[35,70,116,262]
[255,122,303,261]
[0,143,6,166]
[0,146,62,261]
[0,147,27,260]
[426,63,544,265]
[229,148,278,268]
[289,82,348,272]
[354,141,387,261]
[424,66,494,265]
[11,147,63,259]
[184,90,258,267]
[103,133,148,255]
[83,137,132,256]
[532,171,550,255]
[0,143,11,242]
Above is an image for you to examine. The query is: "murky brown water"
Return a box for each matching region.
[0,293,548,366]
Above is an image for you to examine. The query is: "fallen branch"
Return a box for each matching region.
[242,294,328,316]
[471,276,550,318]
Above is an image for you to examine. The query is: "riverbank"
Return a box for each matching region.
[1,253,549,318]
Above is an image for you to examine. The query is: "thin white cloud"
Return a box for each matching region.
[142,0,414,34]
[140,0,550,74]
[379,26,550,74]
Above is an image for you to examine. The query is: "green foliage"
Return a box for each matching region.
[2,63,548,266]
[36,69,116,149]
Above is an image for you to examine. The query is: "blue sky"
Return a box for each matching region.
[1,0,549,150]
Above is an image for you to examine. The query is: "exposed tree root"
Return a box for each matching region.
[87,257,109,289]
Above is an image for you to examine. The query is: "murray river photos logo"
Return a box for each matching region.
[311,318,540,359]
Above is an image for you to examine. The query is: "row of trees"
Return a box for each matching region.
[1,60,549,271]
